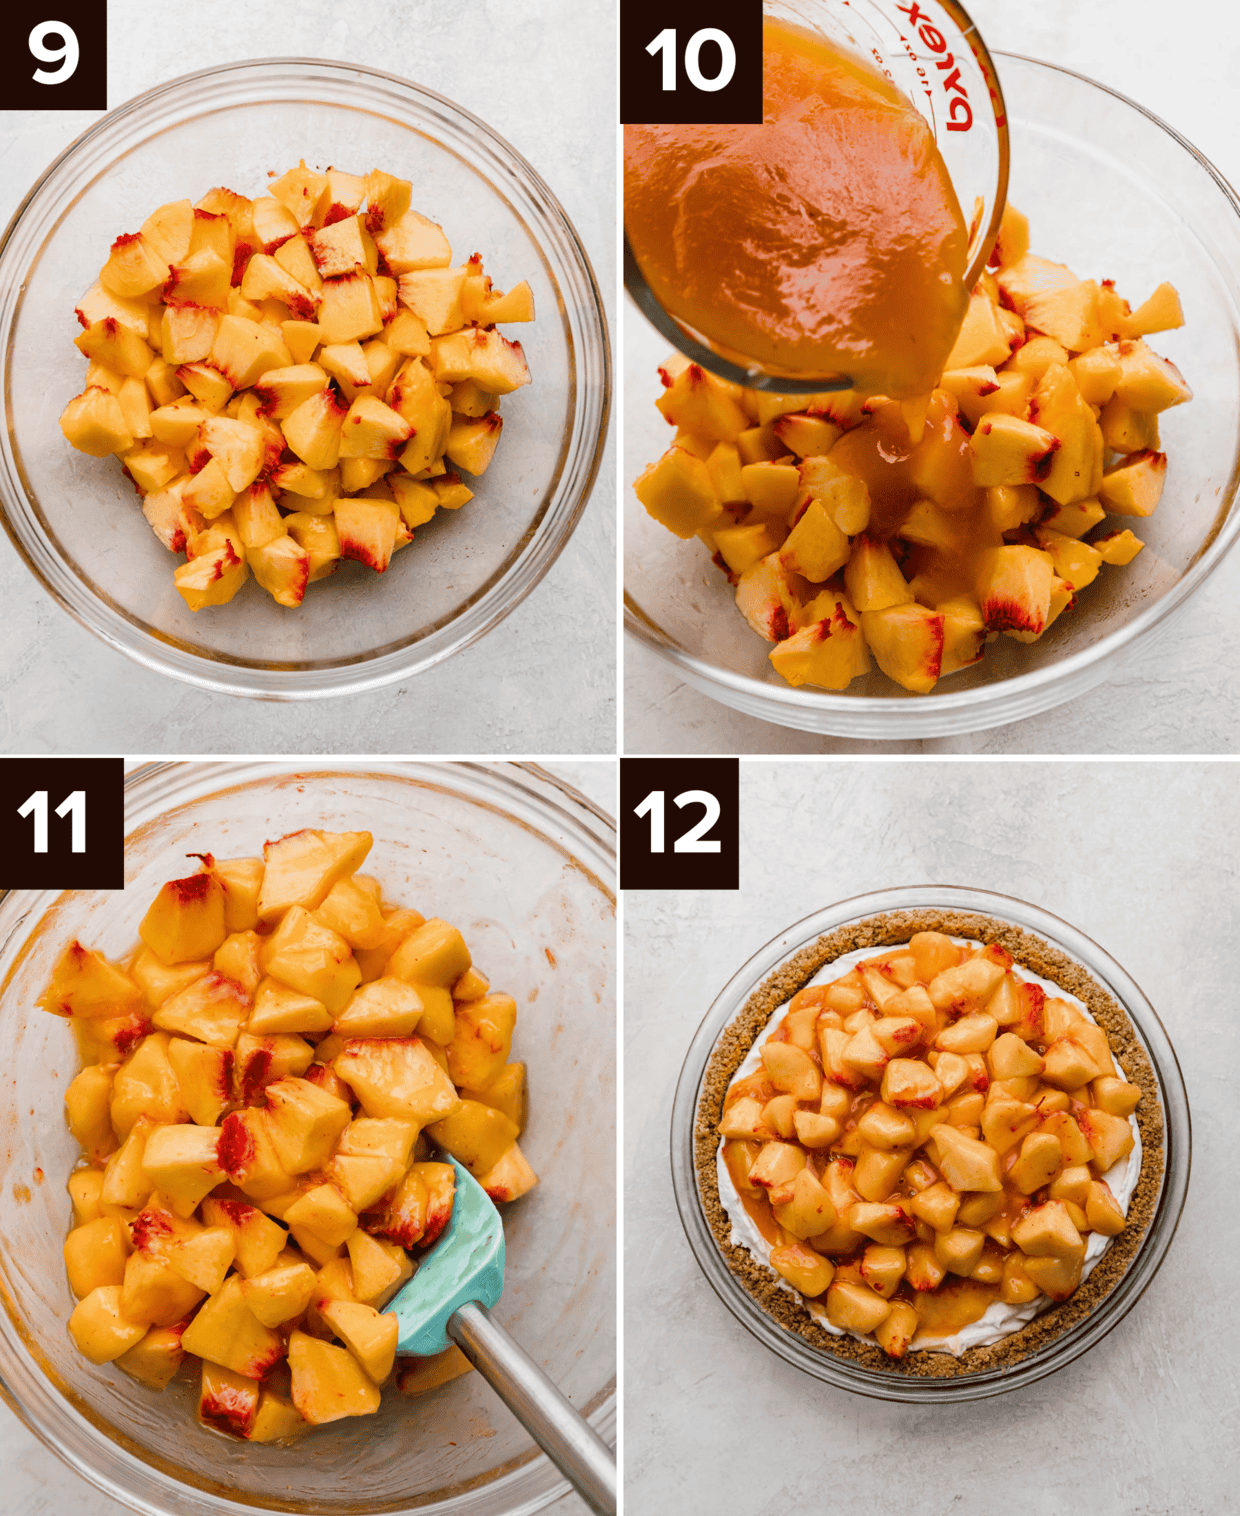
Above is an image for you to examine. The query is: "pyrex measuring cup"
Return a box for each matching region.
[623,0,1009,392]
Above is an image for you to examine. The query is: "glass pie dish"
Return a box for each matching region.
[0,59,611,700]
[0,760,616,1513]
[624,54,1240,737]
[669,885,1190,1401]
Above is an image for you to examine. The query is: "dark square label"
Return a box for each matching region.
[0,758,124,889]
[620,758,739,890]
[621,0,762,124]
[0,3,107,113]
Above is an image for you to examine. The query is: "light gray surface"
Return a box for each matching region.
[625,761,1238,1514]
[623,0,1240,755]
[0,757,615,1516]
[0,0,616,756]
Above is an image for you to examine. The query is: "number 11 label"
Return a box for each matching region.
[0,759,124,889]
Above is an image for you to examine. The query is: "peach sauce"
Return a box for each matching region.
[624,18,970,399]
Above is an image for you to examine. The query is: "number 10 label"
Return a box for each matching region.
[620,0,761,125]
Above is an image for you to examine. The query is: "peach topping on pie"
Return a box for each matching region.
[43,829,537,1436]
[718,933,1142,1357]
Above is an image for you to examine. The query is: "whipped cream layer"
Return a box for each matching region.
[716,938,1142,1357]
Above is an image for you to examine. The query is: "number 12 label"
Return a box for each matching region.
[620,759,739,890]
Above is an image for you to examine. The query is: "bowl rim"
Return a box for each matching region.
[0,759,617,1516]
[668,884,1192,1403]
[0,56,612,702]
[624,49,1240,738]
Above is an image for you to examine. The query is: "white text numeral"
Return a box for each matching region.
[56,789,87,852]
[634,789,666,853]
[18,790,48,853]
[673,790,722,853]
[646,27,677,91]
[30,21,79,85]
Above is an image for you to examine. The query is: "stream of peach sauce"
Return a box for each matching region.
[623,19,970,400]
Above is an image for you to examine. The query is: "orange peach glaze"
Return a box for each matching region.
[624,20,970,399]
[829,392,1010,605]
[720,950,1106,1341]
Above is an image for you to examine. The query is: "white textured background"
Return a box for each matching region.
[623,0,1240,754]
[0,0,616,756]
[625,761,1239,1514]
[0,757,616,1515]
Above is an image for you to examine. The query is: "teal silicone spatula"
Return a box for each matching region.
[390,1156,616,1516]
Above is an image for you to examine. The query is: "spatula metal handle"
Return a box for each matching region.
[449,1300,617,1516]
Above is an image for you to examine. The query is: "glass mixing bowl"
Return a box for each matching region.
[0,59,611,700]
[669,886,1190,1402]
[0,761,615,1513]
[624,54,1240,737]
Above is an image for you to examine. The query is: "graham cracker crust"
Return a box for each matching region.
[693,908,1163,1379]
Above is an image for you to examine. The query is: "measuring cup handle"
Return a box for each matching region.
[448,1300,617,1516]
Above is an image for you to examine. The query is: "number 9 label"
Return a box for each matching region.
[0,5,106,109]
[30,21,80,84]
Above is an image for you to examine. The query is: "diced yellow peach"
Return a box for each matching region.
[69,1285,148,1364]
[1022,1249,1085,1301]
[345,1229,408,1307]
[260,1075,352,1175]
[1085,1179,1126,1235]
[248,1387,309,1442]
[64,1217,130,1298]
[935,1012,998,1055]
[880,1059,942,1110]
[849,1201,915,1247]
[334,1037,459,1126]
[182,1275,285,1379]
[288,1329,381,1423]
[320,1299,398,1383]
[909,1181,959,1235]
[397,1344,474,1396]
[1098,449,1166,517]
[825,1279,891,1333]
[475,1142,539,1204]
[120,1250,205,1329]
[873,1298,917,1359]
[931,1125,1003,1193]
[41,942,145,1021]
[854,1102,914,1152]
[1078,1107,1136,1170]
[859,1244,906,1298]
[860,602,944,695]
[152,970,249,1049]
[1092,1075,1141,1117]
[261,907,360,1013]
[283,1184,358,1248]
[459,1061,525,1134]
[69,1170,106,1227]
[634,445,721,539]
[114,1323,186,1390]
[769,1242,834,1298]
[425,1099,520,1177]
